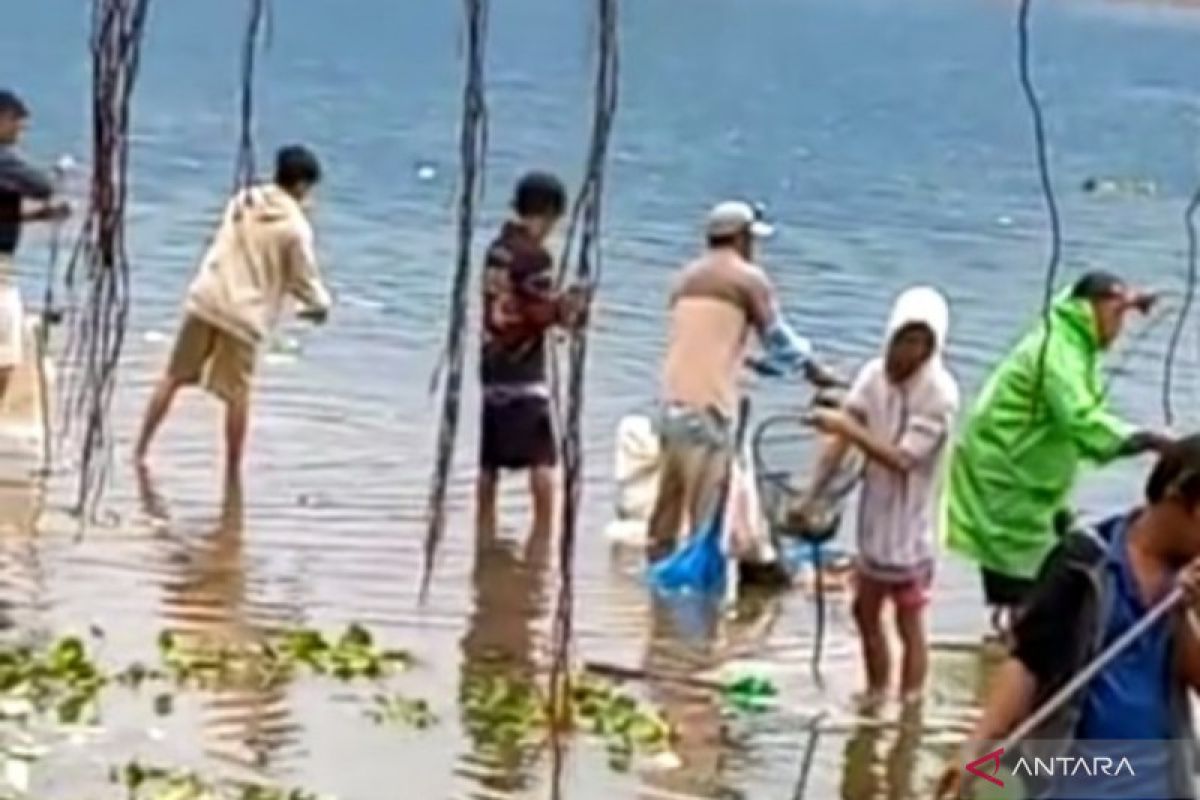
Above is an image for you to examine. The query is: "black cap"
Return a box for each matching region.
[0,89,29,118]
[1071,270,1126,302]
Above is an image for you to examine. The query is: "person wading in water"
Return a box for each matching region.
[476,172,586,542]
[647,200,836,563]
[134,145,332,480]
[805,286,960,706]
[0,89,71,405]
[944,271,1171,633]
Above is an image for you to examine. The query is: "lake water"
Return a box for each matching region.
[3,0,1200,797]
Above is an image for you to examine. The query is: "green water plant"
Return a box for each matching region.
[155,632,287,693]
[460,668,675,763]
[275,624,410,681]
[113,761,328,800]
[155,624,413,692]
[364,693,437,729]
[0,635,108,725]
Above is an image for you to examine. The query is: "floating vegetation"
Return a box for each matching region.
[0,636,108,726]
[461,668,675,765]
[156,624,412,692]
[364,693,437,730]
[113,761,329,800]
[276,625,411,681]
[0,625,421,732]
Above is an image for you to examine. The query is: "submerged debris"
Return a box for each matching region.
[1081,176,1158,197]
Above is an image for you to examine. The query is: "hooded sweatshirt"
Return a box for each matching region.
[185,184,331,346]
[845,287,960,577]
[944,290,1134,580]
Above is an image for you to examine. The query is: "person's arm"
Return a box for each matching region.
[743,272,843,386]
[1177,611,1200,693]
[1042,341,1147,463]
[799,365,872,503]
[1176,557,1200,692]
[511,252,576,332]
[813,400,952,475]
[0,148,54,200]
[22,201,70,222]
[803,434,853,504]
[969,658,1040,743]
[0,151,69,222]
[1114,430,1174,458]
[285,226,332,323]
[937,658,1039,799]
[813,408,910,472]
[937,548,1086,798]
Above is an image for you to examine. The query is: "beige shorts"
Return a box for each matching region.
[0,259,22,369]
[167,314,255,403]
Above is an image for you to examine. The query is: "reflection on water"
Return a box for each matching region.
[150,472,300,772]
[839,705,923,800]
[0,481,46,633]
[458,529,551,797]
[637,594,785,799]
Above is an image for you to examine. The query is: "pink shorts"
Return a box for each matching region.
[856,560,933,611]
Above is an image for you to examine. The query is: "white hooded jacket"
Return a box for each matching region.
[845,286,960,576]
[185,184,331,346]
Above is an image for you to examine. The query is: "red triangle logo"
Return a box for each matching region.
[965,747,1006,787]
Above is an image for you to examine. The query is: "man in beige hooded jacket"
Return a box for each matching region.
[135,145,332,477]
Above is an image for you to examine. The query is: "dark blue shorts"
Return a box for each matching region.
[479,395,557,471]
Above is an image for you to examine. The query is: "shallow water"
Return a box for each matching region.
[3,0,1200,796]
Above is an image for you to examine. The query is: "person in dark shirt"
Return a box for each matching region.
[477,172,585,542]
[937,436,1200,799]
[0,89,70,401]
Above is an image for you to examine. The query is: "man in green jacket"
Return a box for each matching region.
[945,271,1171,626]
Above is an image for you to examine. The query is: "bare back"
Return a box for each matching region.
[661,250,773,418]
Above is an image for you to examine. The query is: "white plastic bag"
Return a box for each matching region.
[604,414,661,545]
[724,441,776,565]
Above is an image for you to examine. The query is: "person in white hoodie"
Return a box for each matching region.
[803,286,959,704]
[135,145,332,477]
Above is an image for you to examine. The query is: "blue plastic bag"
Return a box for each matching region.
[648,497,728,594]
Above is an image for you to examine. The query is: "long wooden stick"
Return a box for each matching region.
[583,660,725,692]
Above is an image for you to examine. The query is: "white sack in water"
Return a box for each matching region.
[604,413,660,546]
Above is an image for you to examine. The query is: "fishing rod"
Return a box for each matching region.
[35,154,77,477]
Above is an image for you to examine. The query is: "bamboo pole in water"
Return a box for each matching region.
[421,0,489,600]
[546,1,620,797]
[60,0,153,518]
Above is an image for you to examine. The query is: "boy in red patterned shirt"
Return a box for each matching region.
[477,172,585,541]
